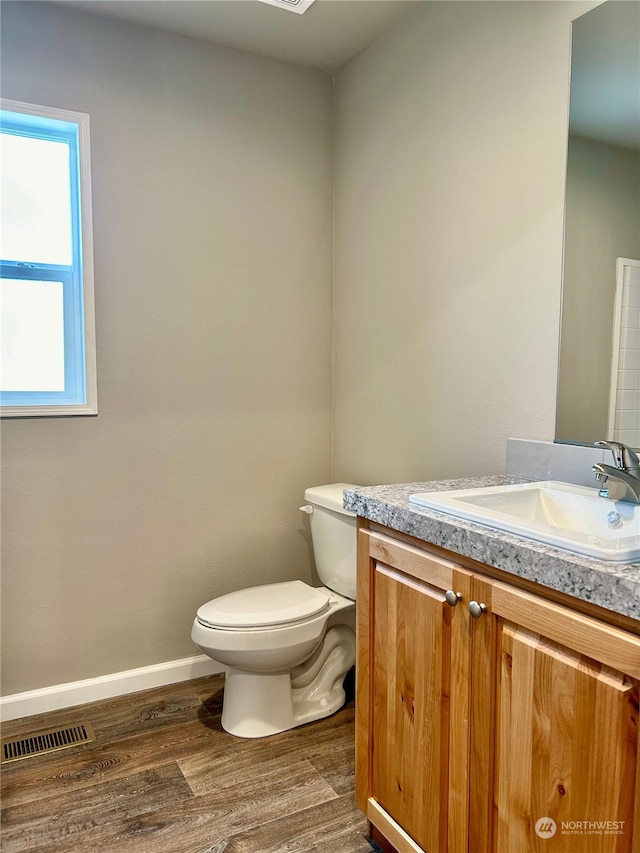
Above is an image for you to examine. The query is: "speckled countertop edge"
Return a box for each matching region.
[343,476,640,623]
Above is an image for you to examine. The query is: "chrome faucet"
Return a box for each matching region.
[592,440,640,504]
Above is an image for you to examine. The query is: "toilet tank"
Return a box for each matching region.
[303,483,358,601]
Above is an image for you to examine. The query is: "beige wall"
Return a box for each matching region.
[333,0,597,485]
[1,0,603,698]
[0,2,333,694]
[557,135,640,444]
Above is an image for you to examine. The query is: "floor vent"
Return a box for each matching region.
[1,722,95,764]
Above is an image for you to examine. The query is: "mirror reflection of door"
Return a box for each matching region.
[607,258,640,446]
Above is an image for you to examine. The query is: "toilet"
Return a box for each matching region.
[191,483,358,738]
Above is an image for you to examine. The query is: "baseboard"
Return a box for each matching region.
[0,654,224,722]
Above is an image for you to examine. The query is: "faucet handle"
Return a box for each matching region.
[595,440,625,468]
[595,440,640,473]
[595,440,627,469]
[624,446,640,474]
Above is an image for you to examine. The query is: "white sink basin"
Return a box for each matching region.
[409,480,640,563]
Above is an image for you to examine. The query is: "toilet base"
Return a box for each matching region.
[221,669,295,738]
[220,625,356,738]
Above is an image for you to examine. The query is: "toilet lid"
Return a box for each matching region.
[196,580,331,629]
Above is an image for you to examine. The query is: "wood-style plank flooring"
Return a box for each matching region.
[1,673,373,853]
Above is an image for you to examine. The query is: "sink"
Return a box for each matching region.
[409,480,640,563]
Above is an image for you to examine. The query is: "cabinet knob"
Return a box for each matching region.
[468,600,487,618]
[445,590,462,607]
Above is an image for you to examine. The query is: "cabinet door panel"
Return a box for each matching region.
[371,564,451,853]
[495,621,638,853]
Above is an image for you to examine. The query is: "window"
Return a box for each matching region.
[1,99,97,416]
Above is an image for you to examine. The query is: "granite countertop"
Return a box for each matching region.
[343,476,640,623]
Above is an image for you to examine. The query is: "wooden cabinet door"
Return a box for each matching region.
[357,531,472,853]
[471,577,640,853]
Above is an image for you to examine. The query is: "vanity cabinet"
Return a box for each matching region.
[355,527,640,853]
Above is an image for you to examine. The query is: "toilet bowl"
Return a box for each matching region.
[191,484,358,738]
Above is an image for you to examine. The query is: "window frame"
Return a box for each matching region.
[0,98,97,417]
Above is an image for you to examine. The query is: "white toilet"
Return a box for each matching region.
[191,483,358,738]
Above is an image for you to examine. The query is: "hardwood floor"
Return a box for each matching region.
[1,673,373,853]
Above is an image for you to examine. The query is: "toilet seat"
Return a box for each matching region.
[192,585,354,682]
[196,580,331,630]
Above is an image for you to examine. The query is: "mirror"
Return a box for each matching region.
[555,0,640,447]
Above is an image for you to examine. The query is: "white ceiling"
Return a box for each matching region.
[54,0,639,149]
[57,0,415,72]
